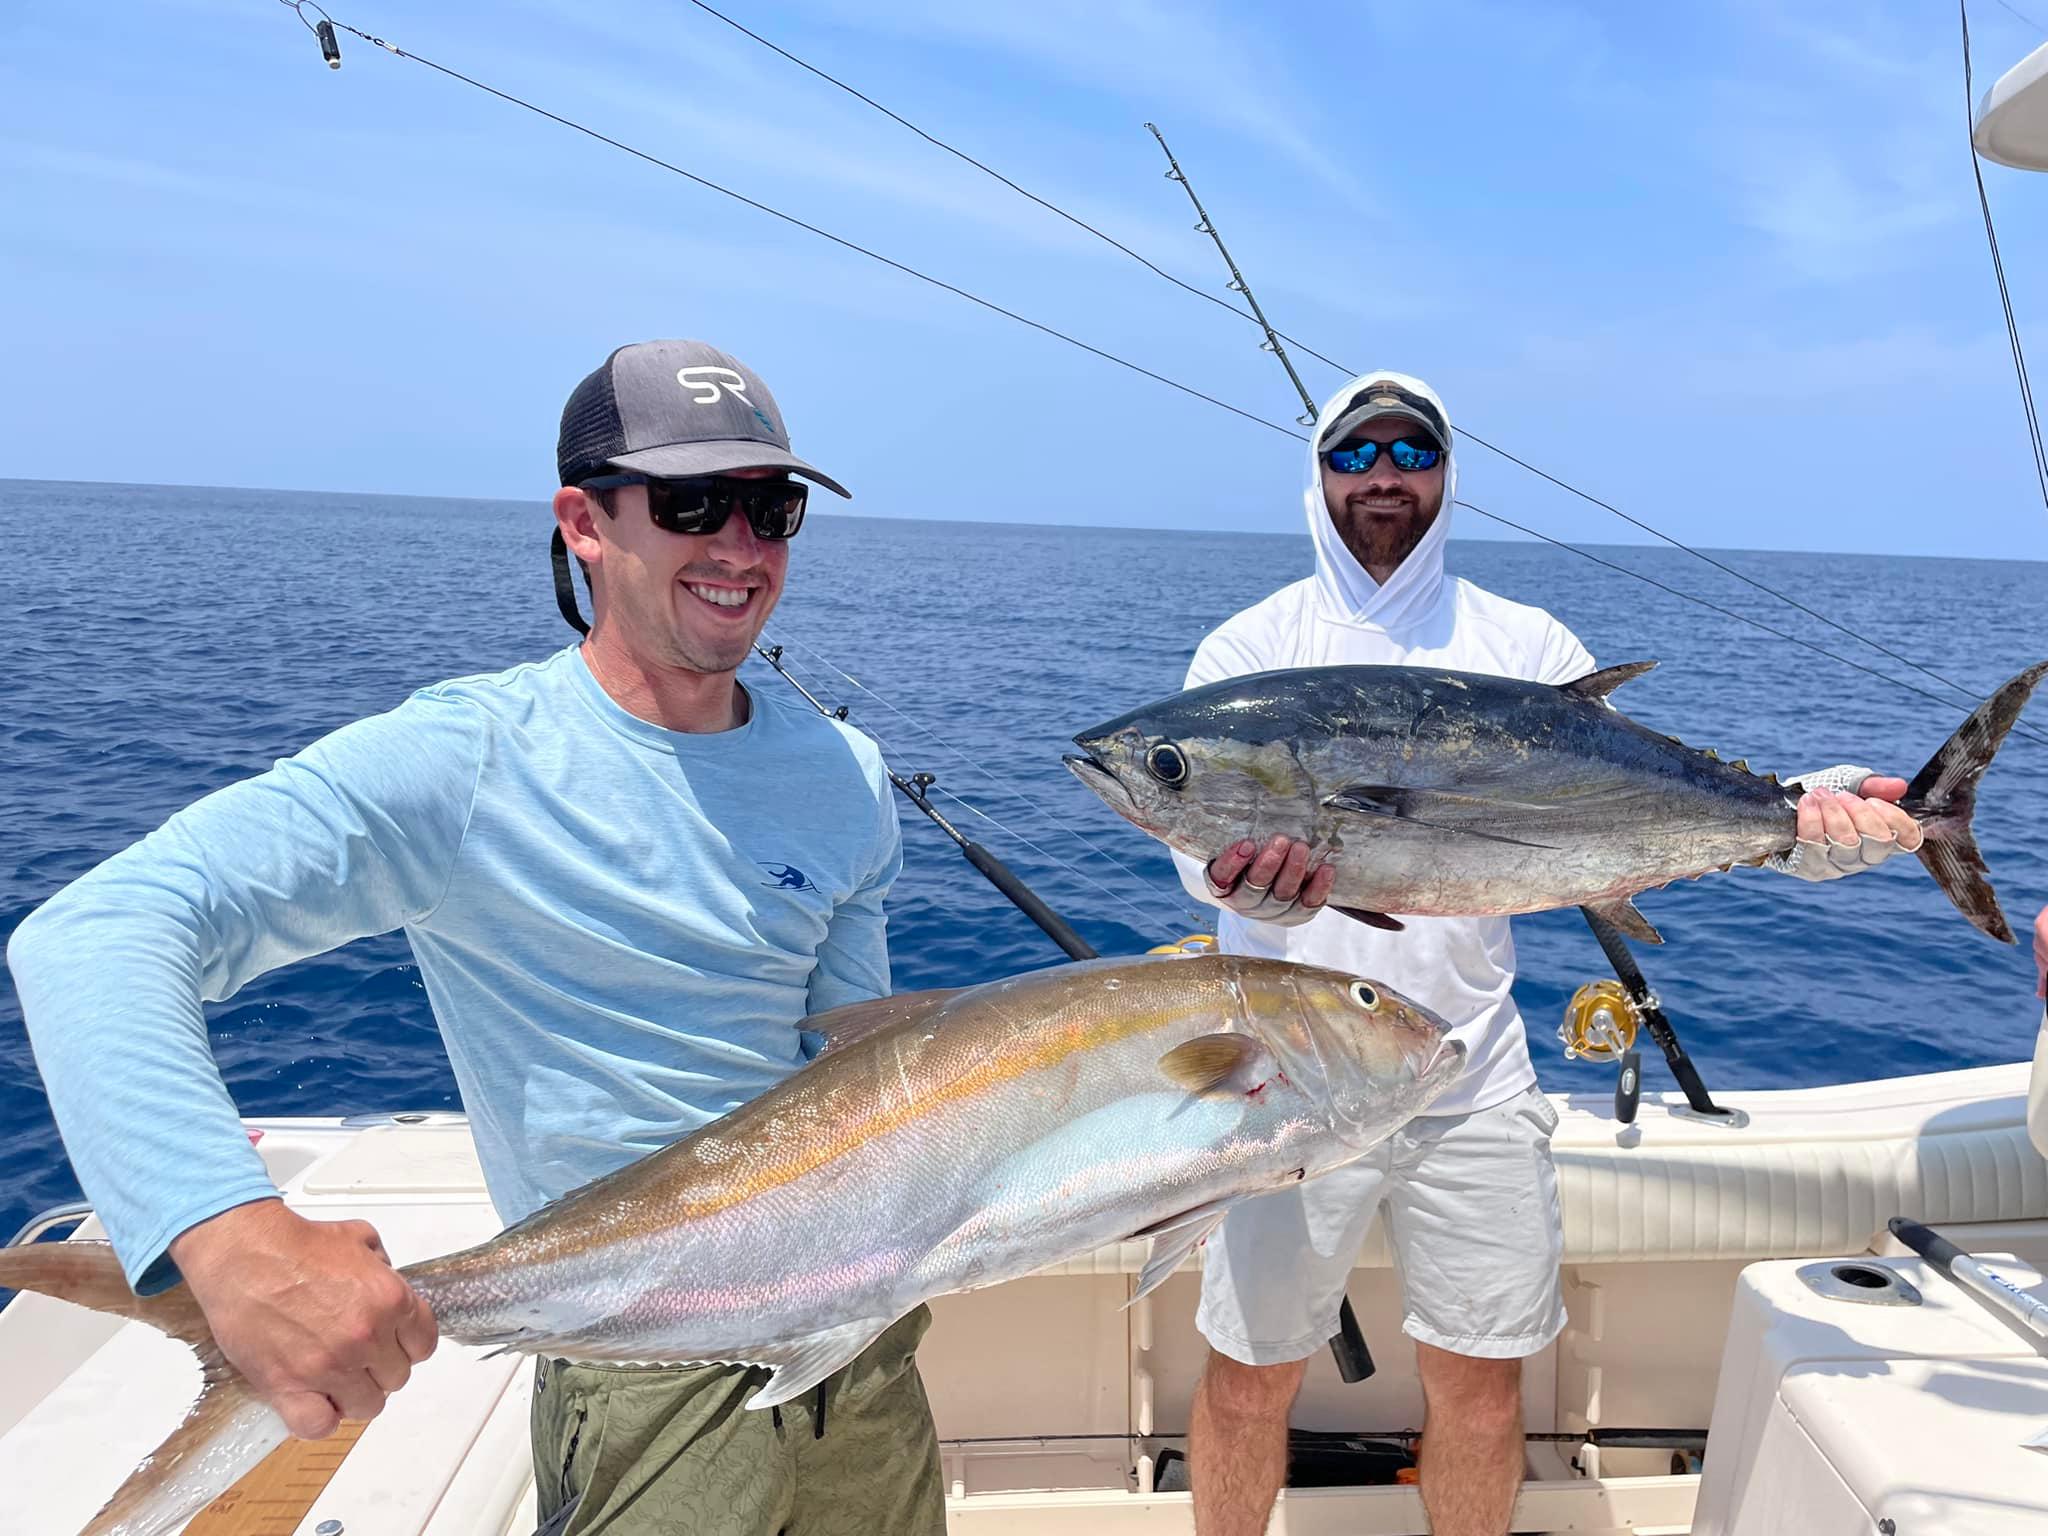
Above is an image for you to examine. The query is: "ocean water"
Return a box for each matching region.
[3,478,2046,1250]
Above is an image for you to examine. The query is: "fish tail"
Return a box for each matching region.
[0,1240,289,1536]
[1900,660,2048,945]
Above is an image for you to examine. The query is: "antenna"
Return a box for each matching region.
[1146,122,1319,428]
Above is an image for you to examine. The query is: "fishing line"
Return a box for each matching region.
[1990,0,2048,34]
[677,0,2038,726]
[279,9,2041,747]
[1457,498,2048,743]
[766,645,1178,935]
[1961,0,2048,518]
[766,635,1198,930]
[296,14,1300,445]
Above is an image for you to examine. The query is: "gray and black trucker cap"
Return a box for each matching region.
[556,340,850,497]
[1318,378,1451,455]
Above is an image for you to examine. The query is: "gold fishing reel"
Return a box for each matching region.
[1558,978,1643,1062]
[1147,933,1218,957]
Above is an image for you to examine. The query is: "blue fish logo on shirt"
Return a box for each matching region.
[760,862,819,893]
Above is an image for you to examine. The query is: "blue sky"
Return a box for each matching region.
[4,0,2048,558]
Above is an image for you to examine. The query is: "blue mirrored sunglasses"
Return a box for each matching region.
[1322,438,1444,475]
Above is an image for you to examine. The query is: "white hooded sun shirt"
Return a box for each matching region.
[1172,371,1594,1117]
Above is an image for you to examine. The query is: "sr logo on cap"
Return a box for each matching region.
[676,366,752,406]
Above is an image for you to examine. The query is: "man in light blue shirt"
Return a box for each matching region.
[6,339,945,1533]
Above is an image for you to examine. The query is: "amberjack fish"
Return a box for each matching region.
[1065,660,2048,944]
[0,953,1461,1536]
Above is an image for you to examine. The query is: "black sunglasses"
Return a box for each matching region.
[1322,438,1444,475]
[579,473,809,540]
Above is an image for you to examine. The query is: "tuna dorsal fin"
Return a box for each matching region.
[1585,897,1665,945]
[1158,1033,1275,1095]
[1567,661,1658,699]
[798,985,965,1059]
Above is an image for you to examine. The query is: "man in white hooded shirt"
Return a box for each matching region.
[1175,372,1923,1536]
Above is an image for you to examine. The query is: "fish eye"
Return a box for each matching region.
[1145,742,1189,787]
[1349,981,1380,1010]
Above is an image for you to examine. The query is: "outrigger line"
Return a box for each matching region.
[1960,0,2048,516]
[277,1,2043,748]
[673,0,2045,738]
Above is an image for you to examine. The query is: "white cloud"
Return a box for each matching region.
[1700,4,1974,281]
[1,141,269,204]
[788,0,1354,197]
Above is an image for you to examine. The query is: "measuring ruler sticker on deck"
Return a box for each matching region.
[186,1418,366,1536]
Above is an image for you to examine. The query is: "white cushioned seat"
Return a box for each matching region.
[1038,1063,2047,1277]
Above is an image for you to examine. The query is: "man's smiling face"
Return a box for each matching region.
[1322,416,1447,583]
[590,466,789,675]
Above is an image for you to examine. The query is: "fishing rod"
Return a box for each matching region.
[671,0,2036,737]
[270,3,2045,749]
[753,641,1380,1386]
[1148,129,1733,1130]
[1148,123,1318,428]
[1574,912,1738,1126]
[1890,1216,2048,1347]
[754,643,1098,963]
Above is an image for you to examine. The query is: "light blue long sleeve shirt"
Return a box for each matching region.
[6,645,902,1292]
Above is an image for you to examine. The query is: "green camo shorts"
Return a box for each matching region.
[530,1306,946,1536]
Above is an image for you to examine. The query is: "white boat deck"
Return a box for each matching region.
[3,1063,2045,1534]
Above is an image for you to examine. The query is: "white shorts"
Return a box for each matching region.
[1196,1084,1567,1364]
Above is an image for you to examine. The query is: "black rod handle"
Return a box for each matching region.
[1329,1296,1376,1382]
[1888,1217,1963,1278]
[961,841,1098,961]
[1615,1049,1642,1124]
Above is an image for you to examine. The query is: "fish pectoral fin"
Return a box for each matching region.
[1585,897,1665,945]
[1566,660,1659,699]
[1157,1034,1278,1095]
[1334,907,1407,932]
[1126,1203,1234,1306]
[799,986,968,1059]
[1322,786,1557,849]
[744,1316,899,1410]
[476,1330,550,1360]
